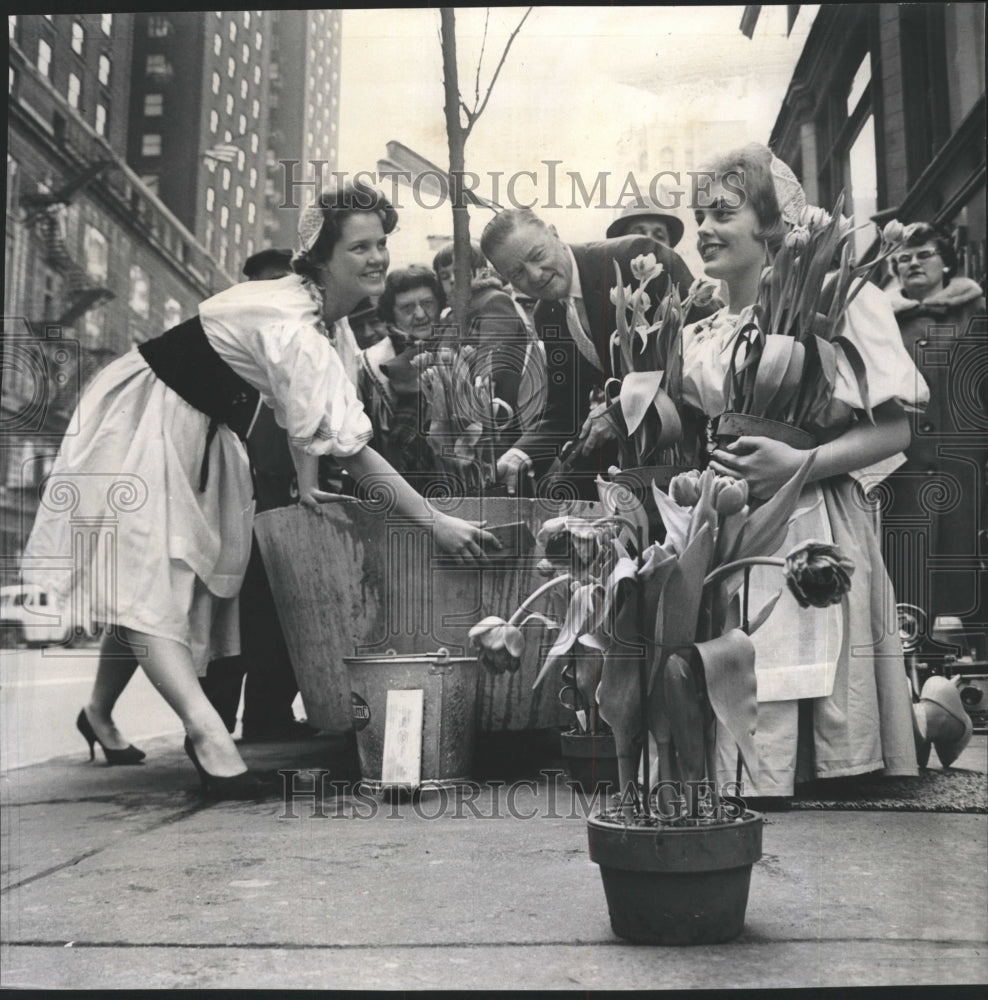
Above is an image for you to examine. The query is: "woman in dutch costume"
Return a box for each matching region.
[682,145,928,799]
[22,182,497,798]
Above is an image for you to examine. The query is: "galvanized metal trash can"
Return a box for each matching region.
[343,648,481,792]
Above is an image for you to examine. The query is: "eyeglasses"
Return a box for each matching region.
[393,296,438,317]
[894,249,940,266]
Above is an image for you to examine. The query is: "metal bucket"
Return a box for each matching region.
[344,648,481,792]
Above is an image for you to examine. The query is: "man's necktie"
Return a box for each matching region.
[564,295,603,371]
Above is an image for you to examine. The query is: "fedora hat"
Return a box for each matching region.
[912,675,974,768]
[606,193,685,248]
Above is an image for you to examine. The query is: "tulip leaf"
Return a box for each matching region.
[618,370,665,436]
[532,583,601,688]
[693,629,758,784]
[664,652,706,787]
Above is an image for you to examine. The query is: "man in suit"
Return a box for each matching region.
[480,208,708,498]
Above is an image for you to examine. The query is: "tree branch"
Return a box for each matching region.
[473,7,490,113]
[464,6,533,140]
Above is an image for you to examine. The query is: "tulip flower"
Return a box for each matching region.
[712,476,748,515]
[784,540,854,609]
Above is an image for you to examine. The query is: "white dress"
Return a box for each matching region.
[22,274,372,673]
[682,282,930,794]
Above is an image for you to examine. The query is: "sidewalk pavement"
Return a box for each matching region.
[2,733,986,990]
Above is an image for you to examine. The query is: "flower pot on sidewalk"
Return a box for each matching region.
[560,730,620,795]
[587,811,764,945]
[713,412,817,450]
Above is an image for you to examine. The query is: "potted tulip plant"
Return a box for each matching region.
[471,454,856,945]
[714,201,908,449]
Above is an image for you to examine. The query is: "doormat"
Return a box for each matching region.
[790,768,987,814]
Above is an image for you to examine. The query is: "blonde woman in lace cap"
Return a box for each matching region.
[23,181,498,798]
[681,144,929,800]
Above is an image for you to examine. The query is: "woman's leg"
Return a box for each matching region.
[84,630,142,750]
[121,626,248,777]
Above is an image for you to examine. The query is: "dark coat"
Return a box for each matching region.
[884,276,987,631]
[516,235,707,489]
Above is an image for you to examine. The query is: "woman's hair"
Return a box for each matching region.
[700,143,788,255]
[292,180,398,283]
[899,222,957,282]
[376,265,446,325]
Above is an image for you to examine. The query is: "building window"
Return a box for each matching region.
[240,79,248,99]
[129,265,150,317]
[250,133,258,154]
[213,33,222,56]
[141,134,162,157]
[225,93,234,115]
[212,71,220,94]
[247,203,255,224]
[246,238,255,258]
[101,13,112,35]
[847,113,879,260]
[37,39,52,78]
[252,99,259,119]
[143,93,163,117]
[209,110,219,134]
[84,225,108,282]
[253,65,261,85]
[221,168,231,191]
[255,31,262,50]
[243,12,251,28]
[205,218,214,252]
[228,21,237,42]
[234,222,242,243]
[218,236,228,269]
[220,205,229,228]
[235,185,244,208]
[227,57,235,78]
[163,297,182,331]
[9,15,17,40]
[142,174,159,196]
[95,103,108,136]
[71,22,84,54]
[205,188,215,211]
[237,149,245,171]
[249,167,257,188]
[98,54,111,86]
[67,73,81,109]
[148,16,171,38]
[238,114,246,135]
[242,43,249,63]
[145,54,173,81]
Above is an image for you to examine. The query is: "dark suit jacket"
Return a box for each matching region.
[515,235,707,483]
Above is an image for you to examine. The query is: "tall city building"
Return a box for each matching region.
[265,9,343,251]
[4,13,234,581]
[125,11,273,279]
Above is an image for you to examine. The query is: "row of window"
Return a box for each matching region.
[82,221,185,329]
[213,31,263,58]
[9,13,112,39]
[34,38,112,86]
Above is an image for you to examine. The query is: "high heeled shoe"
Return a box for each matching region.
[183,736,270,800]
[76,708,146,765]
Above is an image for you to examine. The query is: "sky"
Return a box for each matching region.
[338,5,817,273]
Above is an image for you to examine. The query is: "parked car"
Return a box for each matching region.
[0,584,74,648]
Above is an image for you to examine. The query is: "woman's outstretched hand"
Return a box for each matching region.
[709,435,808,500]
[432,513,501,565]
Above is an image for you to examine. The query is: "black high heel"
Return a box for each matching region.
[76,709,146,765]
[183,736,269,800]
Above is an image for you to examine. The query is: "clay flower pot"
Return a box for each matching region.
[713,412,816,451]
[587,810,764,945]
[560,730,620,795]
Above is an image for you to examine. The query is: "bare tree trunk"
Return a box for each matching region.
[440,7,472,339]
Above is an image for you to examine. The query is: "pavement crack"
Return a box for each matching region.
[1,802,211,895]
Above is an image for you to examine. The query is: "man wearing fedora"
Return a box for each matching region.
[605,192,686,249]
[480,207,712,498]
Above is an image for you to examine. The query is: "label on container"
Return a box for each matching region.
[381,688,423,787]
[351,692,371,731]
